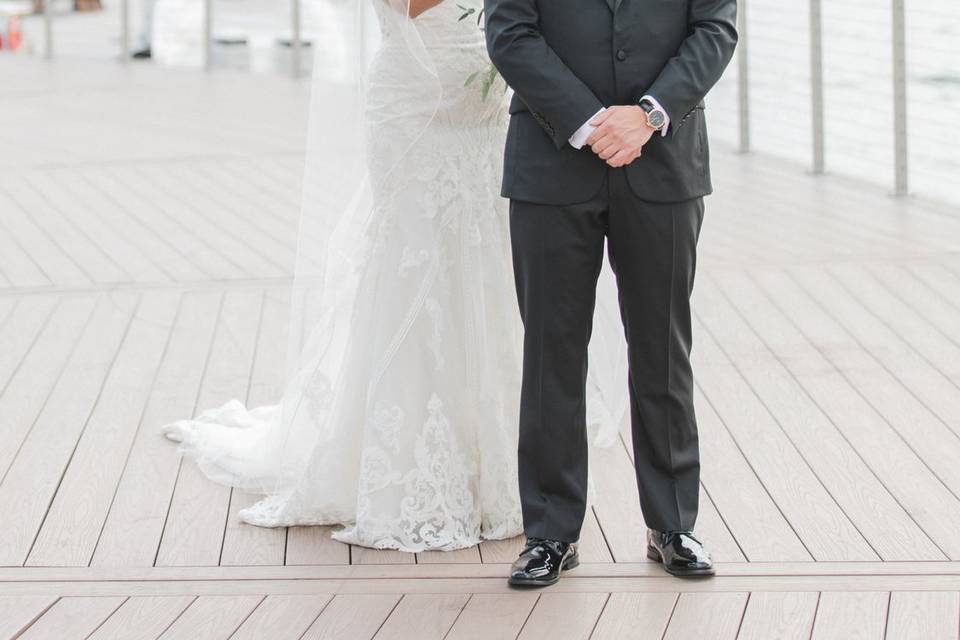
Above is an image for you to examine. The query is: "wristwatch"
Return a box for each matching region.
[639,99,667,131]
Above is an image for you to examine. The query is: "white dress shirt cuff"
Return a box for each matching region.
[640,94,670,137]
[568,108,606,149]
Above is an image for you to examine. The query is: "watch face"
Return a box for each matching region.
[648,110,666,129]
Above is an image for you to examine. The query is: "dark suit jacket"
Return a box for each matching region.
[484,0,738,205]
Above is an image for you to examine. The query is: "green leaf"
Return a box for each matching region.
[464,70,480,87]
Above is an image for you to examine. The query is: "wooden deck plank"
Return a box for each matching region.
[92,291,223,568]
[217,158,303,222]
[753,269,960,543]
[0,595,58,640]
[906,262,960,321]
[286,526,351,566]
[852,262,960,385]
[139,164,293,277]
[710,159,960,258]
[701,274,944,561]
[614,420,748,563]
[229,594,332,640]
[0,294,136,566]
[4,572,960,599]
[300,595,400,640]
[724,178,920,261]
[371,594,470,640]
[727,268,960,560]
[77,166,234,283]
[122,164,286,279]
[218,158,304,218]
[353,547,416,566]
[164,163,298,264]
[693,318,876,561]
[155,595,265,640]
[796,265,956,417]
[478,535,526,565]
[0,176,129,286]
[873,263,960,365]
[0,211,46,288]
[4,559,959,584]
[444,593,539,639]
[108,162,258,280]
[220,490,288,567]
[0,297,50,393]
[617,416,747,562]
[693,385,810,562]
[885,591,960,640]
[807,265,960,436]
[693,483,747,563]
[193,159,301,231]
[51,169,201,284]
[19,171,170,285]
[28,292,182,567]
[18,596,126,640]
[0,188,87,288]
[156,290,263,567]
[221,289,289,567]
[576,509,615,564]
[736,592,819,640]
[589,592,678,640]
[86,596,196,640]
[245,288,290,407]
[516,593,609,640]
[0,296,87,482]
[661,592,749,640]
[590,440,653,563]
[810,592,889,640]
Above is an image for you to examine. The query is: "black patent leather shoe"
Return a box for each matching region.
[646,529,715,577]
[508,537,579,587]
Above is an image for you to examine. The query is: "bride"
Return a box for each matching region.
[162,0,625,552]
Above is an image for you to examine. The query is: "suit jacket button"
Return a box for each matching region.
[616,49,627,61]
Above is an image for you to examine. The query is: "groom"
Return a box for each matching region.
[484,0,737,585]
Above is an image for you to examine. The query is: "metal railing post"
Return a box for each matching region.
[43,0,53,59]
[120,0,130,61]
[892,0,908,196]
[291,0,302,78]
[810,0,825,174]
[203,0,213,70]
[737,0,750,153]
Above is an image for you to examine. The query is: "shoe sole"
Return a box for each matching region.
[508,555,580,588]
[647,546,716,578]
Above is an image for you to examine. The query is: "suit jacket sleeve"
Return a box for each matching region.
[484,0,605,150]
[644,0,738,136]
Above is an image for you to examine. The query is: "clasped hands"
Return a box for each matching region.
[586,105,657,168]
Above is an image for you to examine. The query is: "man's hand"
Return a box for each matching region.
[586,106,656,168]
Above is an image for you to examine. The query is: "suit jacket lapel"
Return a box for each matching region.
[605,0,616,13]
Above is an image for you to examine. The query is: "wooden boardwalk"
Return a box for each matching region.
[3,56,960,638]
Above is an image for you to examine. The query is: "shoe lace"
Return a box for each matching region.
[525,537,564,554]
[665,530,702,546]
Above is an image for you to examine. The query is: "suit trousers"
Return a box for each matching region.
[510,168,704,543]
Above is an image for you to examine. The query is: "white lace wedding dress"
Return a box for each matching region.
[162,0,626,553]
